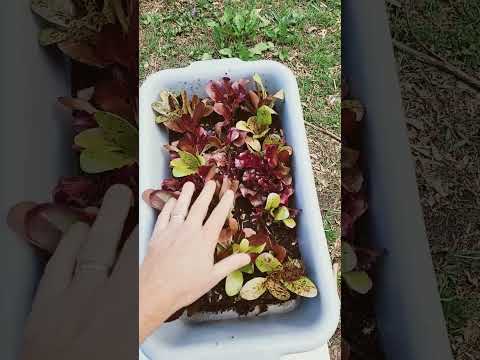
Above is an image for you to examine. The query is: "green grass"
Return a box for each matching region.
[436,251,480,337]
[140,0,341,133]
[389,0,480,73]
[322,209,340,247]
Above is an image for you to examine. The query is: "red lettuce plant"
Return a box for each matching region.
[147,74,317,302]
[341,84,380,294]
[8,0,139,256]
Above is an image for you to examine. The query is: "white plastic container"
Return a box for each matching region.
[1,2,72,358]
[343,2,452,359]
[139,59,340,360]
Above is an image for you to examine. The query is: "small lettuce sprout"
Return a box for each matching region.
[235,105,275,141]
[265,193,296,228]
[255,252,283,273]
[74,112,138,173]
[170,151,205,177]
[341,242,373,294]
[225,238,267,296]
[240,255,318,301]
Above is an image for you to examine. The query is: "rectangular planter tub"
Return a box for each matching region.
[139,59,340,360]
[343,1,453,359]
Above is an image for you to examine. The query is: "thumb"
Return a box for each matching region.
[212,253,251,284]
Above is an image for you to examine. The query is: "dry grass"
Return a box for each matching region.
[389,1,480,358]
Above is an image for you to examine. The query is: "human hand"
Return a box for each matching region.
[20,185,138,360]
[139,181,251,342]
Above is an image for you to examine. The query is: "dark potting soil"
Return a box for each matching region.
[342,275,385,359]
[187,222,300,317]
[342,216,385,359]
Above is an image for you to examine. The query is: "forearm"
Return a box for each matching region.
[139,281,178,344]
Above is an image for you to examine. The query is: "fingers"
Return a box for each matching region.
[185,180,216,226]
[212,253,251,285]
[170,182,195,224]
[77,184,132,272]
[203,190,234,243]
[152,197,176,239]
[34,222,89,304]
[110,226,138,282]
[149,196,179,252]
[142,189,174,211]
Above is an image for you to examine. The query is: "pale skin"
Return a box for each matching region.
[139,180,251,343]
[19,181,249,357]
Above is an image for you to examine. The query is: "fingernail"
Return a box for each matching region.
[183,181,195,190]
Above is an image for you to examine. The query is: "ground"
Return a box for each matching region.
[139,0,341,356]
[388,1,480,358]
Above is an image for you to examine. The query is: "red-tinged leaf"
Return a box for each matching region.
[206,78,248,122]
[342,146,360,169]
[228,216,239,233]
[342,108,362,147]
[217,247,233,261]
[205,152,228,167]
[272,163,290,179]
[95,24,131,68]
[162,118,185,133]
[342,166,364,193]
[58,40,107,68]
[191,102,206,126]
[280,186,294,205]
[243,228,257,238]
[248,90,260,110]
[207,135,223,149]
[249,253,260,262]
[219,176,231,198]
[219,228,234,247]
[53,176,100,208]
[9,203,91,254]
[92,79,134,121]
[264,144,279,168]
[177,128,208,154]
[226,128,247,147]
[278,149,291,164]
[7,201,37,242]
[71,113,97,133]
[271,243,287,263]
[239,183,257,198]
[213,102,232,121]
[235,151,263,170]
[142,189,175,210]
[58,97,98,114]
[248,231,273,249]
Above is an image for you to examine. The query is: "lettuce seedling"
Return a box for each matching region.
[74,112,138,173]
[225,238,267,296]
[265,193,296,228]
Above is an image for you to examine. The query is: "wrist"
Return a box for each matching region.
[139,283,178,343]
